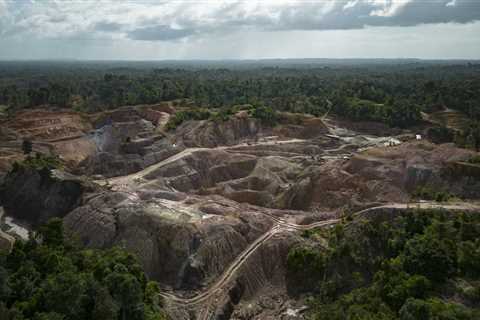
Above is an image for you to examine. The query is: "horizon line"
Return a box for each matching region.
[0,57,479,62]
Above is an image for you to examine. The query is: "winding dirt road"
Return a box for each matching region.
[354,202,480,216]
[103,138,305,186]
[160,201,480,309]
[159,219,340,306]
[89,126,480,317]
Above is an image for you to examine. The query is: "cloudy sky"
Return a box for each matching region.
[0,0,479,60]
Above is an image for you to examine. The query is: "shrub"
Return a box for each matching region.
[165,108,212,130]
[412,186,454,202]
[12,153,62,173]
[250,104,278,126]
[467,155,480,165]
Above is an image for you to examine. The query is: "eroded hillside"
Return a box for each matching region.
[1,102,480,319]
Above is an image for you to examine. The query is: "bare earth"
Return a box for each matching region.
[2,104,480,319]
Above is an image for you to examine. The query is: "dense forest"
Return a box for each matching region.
[0,62,478,118]
[0,60,479,146]
[0,218,167,320]
[287,210,480,320]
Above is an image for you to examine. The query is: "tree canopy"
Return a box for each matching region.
[287,210,480,319]
[0,218,167,320]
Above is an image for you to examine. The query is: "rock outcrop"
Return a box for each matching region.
[177,116,262,148]
[64,192,274,289]
[0,167,94,226]
[0,207,15,252]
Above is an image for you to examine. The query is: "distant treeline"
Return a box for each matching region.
[0,62,479,132]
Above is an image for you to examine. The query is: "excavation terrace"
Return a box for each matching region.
[1,103,480,319]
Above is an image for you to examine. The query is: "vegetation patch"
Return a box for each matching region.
[412,186,457,202]
[250,104,278,126]
[287,210,480,319]
[454,122,480,151]
[165,108,212,130]
[426,126,455,144]
[0,218,167,320]
[12,153,62,174]
[165,103,278,130]
[467,155,480,165]
[0,105,8,117]
[332,97,421,128]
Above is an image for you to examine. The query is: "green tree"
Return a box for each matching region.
[399,298,430,320]
[38,218,64,247]
[33,312,65,320]
[403,234,456,282]
[0,218,166,320]
[104,264,145,320]
[40,271,87,320]
[251,104,278,126]
[92,286,119,320]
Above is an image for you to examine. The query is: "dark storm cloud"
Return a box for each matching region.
[383,0,480,26]
[127,25,195,41]
[122,0,480,40]
[366,0,480,28]
[94,22,124,32]
[1,0,480,42]
[261,0,480,32]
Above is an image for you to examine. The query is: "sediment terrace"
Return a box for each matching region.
[2,105,480,319]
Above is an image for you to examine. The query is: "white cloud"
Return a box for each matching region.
[0,0,479,43]
[369,0,412,17]
[446,0,457,7]
[344,0,360,10]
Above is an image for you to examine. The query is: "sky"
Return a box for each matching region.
[0,0,479,60]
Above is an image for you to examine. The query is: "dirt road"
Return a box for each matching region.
[103,138,305,186]
[160,201,480,309]
[88,125,480,316]
[159,219,340,306]
[354,202,480,216]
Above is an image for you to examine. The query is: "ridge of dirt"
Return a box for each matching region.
[2,105,480,320]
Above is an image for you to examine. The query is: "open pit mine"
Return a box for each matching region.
[1,101,480,319]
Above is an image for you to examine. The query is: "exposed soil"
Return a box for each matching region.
[1,104,479,319]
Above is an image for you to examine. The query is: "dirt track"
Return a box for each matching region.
[84,119,480,319]
[159,219,340,306]
[103,138,305,186]
[95,129,480,311]
[159,200,480,311]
